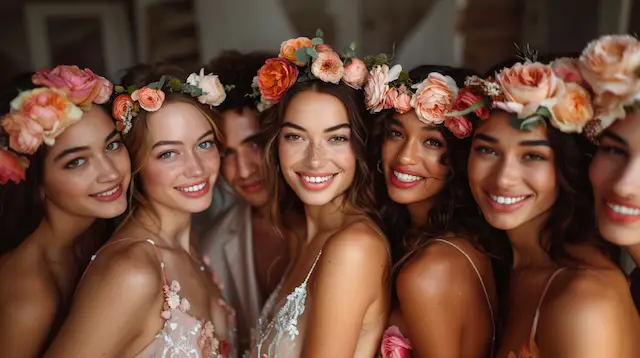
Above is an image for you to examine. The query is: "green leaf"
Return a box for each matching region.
[315,29,324,38]
[349,41,357,51]
[445,101,485,117]
[169,79,182,91]
[520,115,546,131]
[535,105,551,119]
[305,47,318,58]
[398,70,410,84]
[294,47,311,64]
[343,58,353,66]
[158,75,167,88]
[80,104,92,111]
[147,81,160,89]
[115,85,125,93]
[312,37,323,45]
[192,88,204,97]
[508,113,522,130]
[127,85,138,94]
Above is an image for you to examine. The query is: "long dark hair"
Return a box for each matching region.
[368,65,508,270]
[262,80,379,235]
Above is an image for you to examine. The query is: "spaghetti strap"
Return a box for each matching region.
[432,238,496,358]
[530,267,566,340]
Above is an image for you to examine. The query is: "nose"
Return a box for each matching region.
[305,141,327,169]
[236,151,255,179]
[96,155,122,183]
[612,158,640,199]
[494,155,520,189]
[398,139,419,165]
[184,151,205,178]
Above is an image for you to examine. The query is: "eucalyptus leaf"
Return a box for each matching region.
[520,115,546,131]
[535,105,551,119]
[312,37,323,45]
[147,82,160,90]
[294,48,311,64]
[316,29,324,38]
[349,42,357,51]
[305,47,318,58]
[343,58,353,66]
[158,75,167,88]
[508,113,522,130]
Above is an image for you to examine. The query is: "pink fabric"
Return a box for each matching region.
[380,326,412,358]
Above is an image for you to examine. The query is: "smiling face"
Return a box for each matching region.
[381,111,449,205]
[589,114,640,246]
[467,111,558,231]
[42,105,131,219]
[137,101,220,214]
[219,107,268,207]
[278,90,356,207]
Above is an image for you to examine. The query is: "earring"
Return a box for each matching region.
[377,160,383,174]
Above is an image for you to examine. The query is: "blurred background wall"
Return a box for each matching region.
[0,0,635,85]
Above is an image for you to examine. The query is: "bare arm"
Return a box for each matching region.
[301,223,390,358]
[46,243,163,358]
[0,285,56,358]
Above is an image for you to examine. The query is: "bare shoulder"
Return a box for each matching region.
[322,220,389,267]
[0,274,57,326]
[397,237,491,298]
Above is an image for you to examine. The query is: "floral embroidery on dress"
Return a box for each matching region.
[380,326,412,358]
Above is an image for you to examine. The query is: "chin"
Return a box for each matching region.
[294,190,339,207]
[241,192,269,208]
[387,189,424,205]
[481,212,524,231]
[597,220,640,247]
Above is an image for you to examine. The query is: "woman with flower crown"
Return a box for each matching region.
[366,61,500,358]
[583,34,640,312]
[464,50,640,357]
[46,63,236,358]
[247,32,390,358]
[0,66,130,357]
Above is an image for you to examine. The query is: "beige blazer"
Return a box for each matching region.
[194,198,261,353]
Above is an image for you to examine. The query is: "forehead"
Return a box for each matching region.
[48,106,115,154]
[283,91,349,130]
[220,109,260,144]
[391,111,438,131]
[606,114,640,149]
[146,101,213,142]
[474,111,548,143]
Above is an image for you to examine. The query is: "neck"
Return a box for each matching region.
[30,202,96,262]
[506,211,555,269]
[406,199,434,229]
[626,244,640,267]
[252,203,270,221]
[304,195,349,243]
[132,203,192,252]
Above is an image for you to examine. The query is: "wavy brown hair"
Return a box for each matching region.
[117,63,221,232]
[261,80,379,235]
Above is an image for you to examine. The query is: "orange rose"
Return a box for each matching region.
[1,113,43,154]
[10,88,83,146]
[410,73,458,124]
[0,147,29,184]
[257,58,299,104]
[279,37,313,66]
[112,94,137,134]
[131,87,165,112]
[549,83,594,133]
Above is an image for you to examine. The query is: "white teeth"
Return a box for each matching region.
[490,194,528,205]
[607,203,640,216]
[393,171,423,183]
[96,186,119,197]
[177,183,206,192]
[301,175,334,183]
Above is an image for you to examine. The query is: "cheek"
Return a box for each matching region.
[530,164,557,197]
[140,160,176,190]
[111,151,132,178]
[589,156,613,192]
[277,140,300,170]
[467,156,488,187]
[421,149,448,175]
[200,150,220,174]
[381,140,399,166]
[331,145,357,170]
[44,168,93,201]
[221,159,235,181]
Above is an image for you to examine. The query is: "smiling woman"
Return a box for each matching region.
[0,66,130,357]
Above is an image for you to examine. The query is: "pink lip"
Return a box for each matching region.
[602,197,640,224]
[90,185,123,202]
[297,173,336,191]
[391,166,425,178]
[175,181,210,199]
[483,191,532,213]
[241,180,263,194]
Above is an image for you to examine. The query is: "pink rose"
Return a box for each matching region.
[364,65,391,113]
[131,87,166,112]
[445,116,473,138]
[1,113,43,154]
[342,58,368,90]
[550,57,586,86]
[0,147,29,184]
[315,44,334,53]
[394,86,413,114]
[32,65,104,106]
[410,72,458,124]
[93,77,114,104]
[456,88,489,119]
[384,87,398,110]
[311,51,344,84]
[381,326,412,358]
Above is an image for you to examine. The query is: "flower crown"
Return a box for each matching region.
[111,68,231,135]
[363,56,489,139]
[465,46,594,134]
[249,29,369,112]
[0,65,114,184]
[577,34,640,142]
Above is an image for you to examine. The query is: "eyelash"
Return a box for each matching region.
[599,145,627,156]
[64,140,124,169]
[283,133,349,143]
[473,146,547,161]
[158,140,215,160]
[386,129,442,147]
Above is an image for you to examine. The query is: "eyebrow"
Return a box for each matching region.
[241,133,262,145]
[474,133,550,146]
[601,130,628,146]
[152,130,215,149]
[388,118,439,132]
[281,122,351,133]
[53,129,122,162]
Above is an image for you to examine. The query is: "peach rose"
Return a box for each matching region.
[1,113,43,154]
[32,65,104,106]
[342,58,368,90]
[445,116,473,138]
[311,51,344,84]
[579,34,640,97]
[494,62,562,118]
[11,88,83,146]
[364,65,391,113]
[410,73,458,124]
[279,37,313,66]
[381,326,412,358]
[131,87,165,112]
[394,85,413,114]
[456,88,489,119]
[112,94,136,134]
[0,147,29,184]
[550,58,585,86]
[93,77,114,104]
[257,58,299,104]
[384,87,398,110]
[549,82,594,133]
[592,91,626,130]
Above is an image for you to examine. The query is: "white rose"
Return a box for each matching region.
[187,68,227,106]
